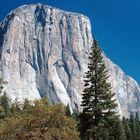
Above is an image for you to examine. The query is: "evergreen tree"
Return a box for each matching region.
[10,99,21,115]
[109,116,126,140]
[135,112,140,140]
[0,92,10,116]
[129,112,136,139]
[79,112,92,140]
[0,78,7,95]
[122,117,132,140]
[80,40,118,140]
[0,106,5,119]
[66,104,71,117]
[22,98,32,115]
[72,109,80,122]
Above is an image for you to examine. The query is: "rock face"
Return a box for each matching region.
[0,3,140,117]
[103,55,140,117]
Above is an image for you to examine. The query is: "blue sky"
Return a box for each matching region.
[0,0,140,84]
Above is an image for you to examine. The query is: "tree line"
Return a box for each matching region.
[122,112,140,140]
[0,94,80,140]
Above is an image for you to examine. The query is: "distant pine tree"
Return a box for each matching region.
[0,106,5,119]
[129,112,137,139]
[0,92,10,116]
[80,40,119,140]
[0,78,7,94]
[135,112,140,140]
[10,98,21,115]
[122,117,132,140]
[108,116,126,140]
[66,104,71,117]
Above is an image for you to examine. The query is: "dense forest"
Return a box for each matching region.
[0,94,80,140]
[0,94,140,140]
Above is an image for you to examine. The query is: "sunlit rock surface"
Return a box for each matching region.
[0,3,140,117]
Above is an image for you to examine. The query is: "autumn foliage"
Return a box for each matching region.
[0,97,80,140]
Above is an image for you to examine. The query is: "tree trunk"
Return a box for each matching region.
[93,132,97,140]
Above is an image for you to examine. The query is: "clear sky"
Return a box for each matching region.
[0,0,140,84]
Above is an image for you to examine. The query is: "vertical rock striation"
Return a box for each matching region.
[0,3,140,117]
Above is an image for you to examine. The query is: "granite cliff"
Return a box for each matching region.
[0,3,140,117]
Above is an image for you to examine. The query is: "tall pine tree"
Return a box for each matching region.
[129,112,137,139]
[80,40,119,140]
[135,112,140,140]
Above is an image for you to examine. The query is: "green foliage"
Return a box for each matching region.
[66,104,71,117]
[110,116,126,140]
[0,78,10,118]
[135,112,140,140]
[129,112,137,138]
[80,40,121,140]
[0,98,80,140]
[72,109,80,122]
[0,106,5,119]
[79,112,91,140]
[10,99,22,116]
[122,117,132,140]
[122,112,140,140]
[0,78,8,95]
[0,92,10,117]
